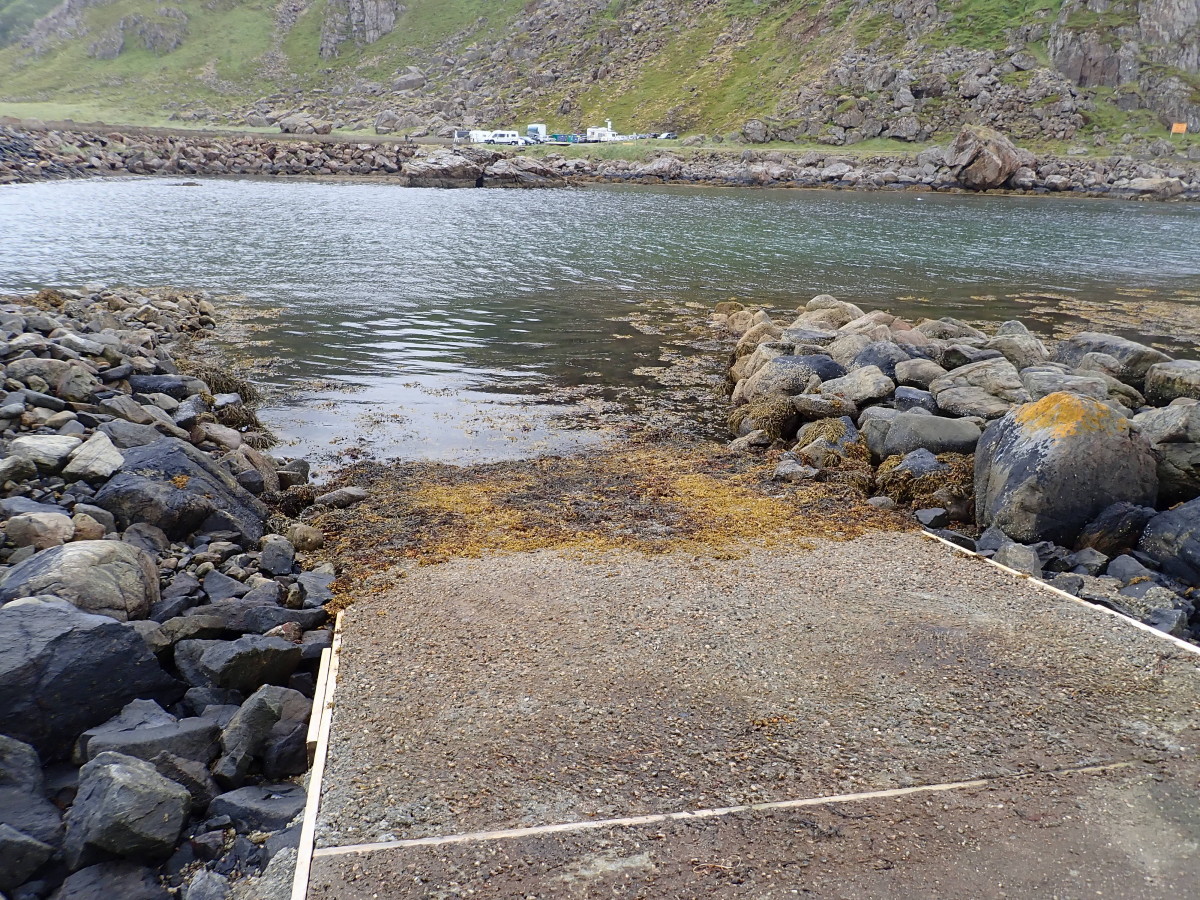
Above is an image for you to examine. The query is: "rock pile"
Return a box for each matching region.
[0,286,341,899]
[719,296,1200,641]
[0,124,564,189]
[2,122,1195,198]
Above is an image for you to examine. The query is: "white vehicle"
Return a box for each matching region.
[527,123,548,140]
[469,130,493,144]
[487,130,524,145]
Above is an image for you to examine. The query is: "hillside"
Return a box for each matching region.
[0,0,1196,146]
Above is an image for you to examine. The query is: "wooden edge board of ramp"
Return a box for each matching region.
[310,761,1135,859]
[919,530,1200,657]
[291,610,345,900]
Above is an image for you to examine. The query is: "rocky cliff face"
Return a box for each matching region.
[1049,0,1200,129]
[319,0,403,59]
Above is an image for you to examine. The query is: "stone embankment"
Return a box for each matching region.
[0,286,352,899]
[2,121,1198,200]
[719,296,1200,641]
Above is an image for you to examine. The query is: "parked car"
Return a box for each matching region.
[659,132,678,140]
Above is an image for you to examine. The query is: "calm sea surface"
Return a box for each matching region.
[2,178,1198,462]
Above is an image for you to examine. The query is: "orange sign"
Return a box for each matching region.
[1171,122,1188,134]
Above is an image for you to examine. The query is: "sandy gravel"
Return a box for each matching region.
[312,530,1198,882]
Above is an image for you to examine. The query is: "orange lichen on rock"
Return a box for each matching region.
[1011,391,1128,440]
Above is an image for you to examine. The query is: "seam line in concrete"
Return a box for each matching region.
[311,761,1135,859]
[920,531,1200,657]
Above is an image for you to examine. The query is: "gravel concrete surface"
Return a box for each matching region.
[309,530,1200,897]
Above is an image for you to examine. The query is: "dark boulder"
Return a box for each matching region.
[94,439,267,542]
[1075,502,1158,556]
[852,341,910,378]
[174,636,302,693]
[126,375,208,400]
[975,393,1157,545]
[50,861,170,900]
[0,599,182,760]
[1139,497,1200,588]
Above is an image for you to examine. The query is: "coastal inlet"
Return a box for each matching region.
[1,178,1198,465]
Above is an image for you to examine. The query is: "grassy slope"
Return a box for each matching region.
[0,0,59,47]
[0,0,1187,144]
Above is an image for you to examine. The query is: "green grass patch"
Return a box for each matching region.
[0,0,60,47]
[931,0,1064,50]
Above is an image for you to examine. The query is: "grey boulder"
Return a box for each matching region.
[975,392,1158,545]
[1144,360,1200,405]
[1132,403,1200,505]
[62,432,125,482]
[208,783,306,832]
[818,365,895,405]
[880,411,981,458]
[0,541,160,621]
[63,751,190,869]
[930,357,1029,419]
[1053,332,1171,388]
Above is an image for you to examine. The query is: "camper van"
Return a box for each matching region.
[469,130,493,144]
[487,131,526,145]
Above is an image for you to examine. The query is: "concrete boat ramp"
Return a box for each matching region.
[293,532,1200,899]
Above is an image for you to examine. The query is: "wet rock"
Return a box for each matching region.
[0,599,182,760]
[1144,360,1200,405]
[127,375,207,400]
[94,438,267,542]
[207,783,305,833]
[1139,497,1200,588]
[893,386,937,413]
[975,393,1158,545]
[0,541,160,621]
[174,635,302,693]
[63,751,191,869]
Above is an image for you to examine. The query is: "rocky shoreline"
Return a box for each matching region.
[0,286,354,900]
[718,296,1200,642]
[3,122,1199,200]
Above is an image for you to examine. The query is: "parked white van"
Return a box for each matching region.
[487,131,525,145]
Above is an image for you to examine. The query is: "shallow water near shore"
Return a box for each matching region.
[2,177,1199,463]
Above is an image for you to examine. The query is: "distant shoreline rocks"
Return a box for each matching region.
[2,122,1198,200]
